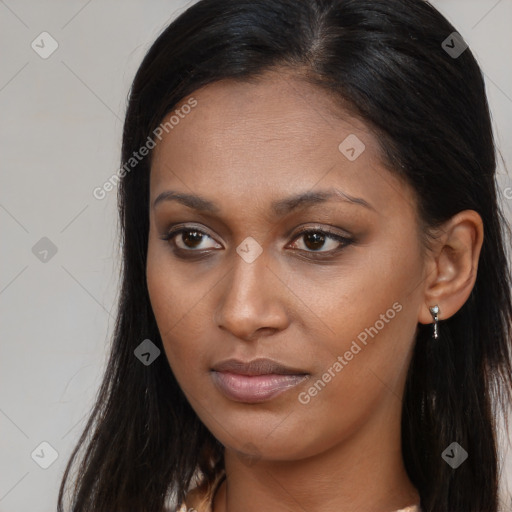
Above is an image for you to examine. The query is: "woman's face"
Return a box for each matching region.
[147,71,428,461]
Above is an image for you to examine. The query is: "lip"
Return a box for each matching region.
[211,357,308,376]
[211,358,309,403]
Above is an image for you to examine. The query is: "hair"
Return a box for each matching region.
[57,0,512,511]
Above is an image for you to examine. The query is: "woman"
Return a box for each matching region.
[57,1,512,511]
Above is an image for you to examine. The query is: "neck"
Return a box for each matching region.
[213,399,420,512]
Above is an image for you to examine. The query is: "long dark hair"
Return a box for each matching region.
[57,1,512,510]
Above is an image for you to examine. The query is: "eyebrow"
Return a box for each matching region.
[152,187,375,215]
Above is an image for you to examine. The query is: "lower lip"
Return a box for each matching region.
[211,371,308,403]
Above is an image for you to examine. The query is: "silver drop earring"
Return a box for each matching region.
[429,305,440,339]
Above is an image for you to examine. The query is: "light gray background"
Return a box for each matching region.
[1,1,511,511]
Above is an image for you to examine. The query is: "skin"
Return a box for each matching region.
[146,69,484,512]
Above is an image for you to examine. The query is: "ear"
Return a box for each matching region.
[417,210,484,325]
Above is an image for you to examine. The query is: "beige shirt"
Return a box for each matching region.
[177,471,422,512]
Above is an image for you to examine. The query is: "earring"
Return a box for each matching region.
[429,305,440,339]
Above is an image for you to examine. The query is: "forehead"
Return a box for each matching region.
[149,71,412,218]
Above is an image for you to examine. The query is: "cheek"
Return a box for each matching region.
[146,238,226,401]
[286,230,422,349]
[146,244,200,369]
[282,278,420,458]
[290,235,422,404]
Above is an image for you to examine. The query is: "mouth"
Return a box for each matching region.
[210,358,309,403]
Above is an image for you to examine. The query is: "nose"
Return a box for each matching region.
[213,247,290,341]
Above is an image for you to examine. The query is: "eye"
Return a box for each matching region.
[161,226,222,251]
[288,228,352,254]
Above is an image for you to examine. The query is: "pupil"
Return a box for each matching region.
[305,232,325,251]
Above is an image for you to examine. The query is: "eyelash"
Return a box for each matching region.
[160,224,353,260]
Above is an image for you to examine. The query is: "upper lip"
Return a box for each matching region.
[211,358,308,376]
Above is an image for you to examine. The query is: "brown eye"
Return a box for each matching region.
[289,229,352,254]
[162,227,222,251]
